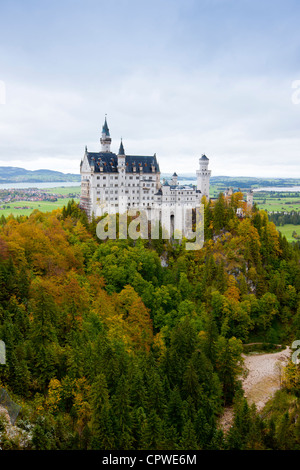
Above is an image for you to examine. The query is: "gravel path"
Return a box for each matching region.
[242,347,291,411]
[219,346,291,433]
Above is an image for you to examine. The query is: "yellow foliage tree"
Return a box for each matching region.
[46,378,62,413]
[224,275,240,302]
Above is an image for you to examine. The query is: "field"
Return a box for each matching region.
[0,186,80,218]
[253,193,300,243]
[276,224,299,243]
[0,198,80,218]
[253,194,300,212]
[43,185,80,196]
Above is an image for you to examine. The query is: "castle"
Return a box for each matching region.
[80,117,211,223]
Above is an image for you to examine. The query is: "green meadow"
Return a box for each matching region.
[276,224,300,243]
[0,197,80,218]
[253,195,300,213]
[253,193,300,243]
[43,185,81,196]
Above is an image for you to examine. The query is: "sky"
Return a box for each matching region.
[1,0,300,177]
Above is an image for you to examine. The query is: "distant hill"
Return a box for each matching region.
[1,167,299,187]
[0,166,81,183]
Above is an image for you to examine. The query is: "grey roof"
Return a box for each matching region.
[86,151,160,173]
[169,184,196,190]
[172,172,178,177]
[200,154,209,160]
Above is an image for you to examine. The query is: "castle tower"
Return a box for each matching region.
[247,190,254,207]
[100,116,111,152]
[118,139,126,212]
[171,172,178,186]
[197,154,211,199]
[117,139,126,170]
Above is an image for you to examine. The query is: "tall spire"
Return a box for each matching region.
[100,115,111,152]
[102,115,110,136]
[118,138,125,156]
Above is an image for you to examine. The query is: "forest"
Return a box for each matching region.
[0,191,299,450]
[269,211,300,226]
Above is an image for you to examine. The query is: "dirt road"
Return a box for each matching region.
[219,346,291,432]
[242,346,291,411]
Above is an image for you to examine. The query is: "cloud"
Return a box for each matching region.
[1,0,300,178]
[1,68,300,177]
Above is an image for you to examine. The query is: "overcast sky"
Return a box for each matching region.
[1,0,300,177]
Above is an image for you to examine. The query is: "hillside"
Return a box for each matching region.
[0,166,81,183]
[0,196,299,450]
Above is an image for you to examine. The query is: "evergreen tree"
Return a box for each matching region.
[167,386,184,435]
[179,419,199,450]
[90,373,115,450]
[111,375,134,449]
[140,410,164,450]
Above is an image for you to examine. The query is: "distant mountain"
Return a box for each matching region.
[1,167,299,187]
[0,166,81,183]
